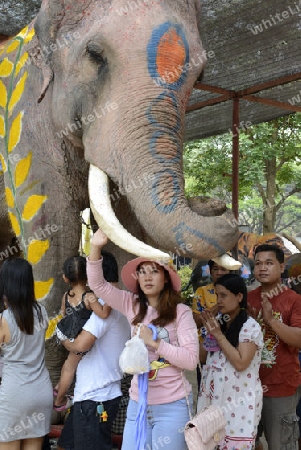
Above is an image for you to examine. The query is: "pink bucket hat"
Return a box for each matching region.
[121,257,182,294]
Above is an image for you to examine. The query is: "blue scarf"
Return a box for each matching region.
[135,324,157,450]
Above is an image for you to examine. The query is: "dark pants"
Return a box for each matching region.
[296,396,301,437]
[196,364,202,392]
[42,435,51,450]
[257,392,300,450]
[58,397,121,450]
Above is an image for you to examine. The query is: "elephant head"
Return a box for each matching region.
[32,0,238,261]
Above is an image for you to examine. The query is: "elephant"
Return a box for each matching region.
[0,0,238,383]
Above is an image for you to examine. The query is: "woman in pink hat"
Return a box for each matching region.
[87,229,199,450]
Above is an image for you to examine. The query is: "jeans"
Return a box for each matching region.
[58,397,121,450]
[122,395,192,450]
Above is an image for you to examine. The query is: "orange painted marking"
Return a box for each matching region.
[156,29,186,83]
[157,175,175,206]
[159,190,174,206]
[155,135,178,159]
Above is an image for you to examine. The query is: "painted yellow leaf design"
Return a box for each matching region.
[8,72,28,114]
[5,187,14,208]
[34,278,54,303]
[0,154,7,173]
[17,26,29,39]
[8,211,21,236]
[19,180,39,196]
[0,80,7,109]
[0,58,14,77]
[6,40,20,54]
[15,53,29,76]
[8,111,23,153]
[22,195,47,221]
[0,115,5,137]
[24,29,35,44]
[27,239,50,265]
[15,151,32,188]
[45,312,62,339]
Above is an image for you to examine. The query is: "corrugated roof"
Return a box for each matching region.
[185,0,301,140]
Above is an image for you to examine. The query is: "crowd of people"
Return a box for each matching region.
[192,244,301,450]
[0,228,300,450]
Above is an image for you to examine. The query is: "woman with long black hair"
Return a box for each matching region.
[197,273,263,450]
[0,258,52,450]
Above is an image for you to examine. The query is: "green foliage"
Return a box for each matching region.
[184,112,301,235]
[184,134,233,201]
[178,264,194,306]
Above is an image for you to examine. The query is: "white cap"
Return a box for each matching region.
[211,253,242,270]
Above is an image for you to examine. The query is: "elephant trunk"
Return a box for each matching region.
[128,166,237,259]
[89,162,238,260]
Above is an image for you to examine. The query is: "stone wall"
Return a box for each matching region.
[0,1,41,36]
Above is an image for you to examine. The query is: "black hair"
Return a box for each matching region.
[0,258,42,334]
[291,282,301,295]
[102,250,119,283]
[254,244,284,264]
[63,256,87,283]
[214,273,248,348]
[208,259,215,273]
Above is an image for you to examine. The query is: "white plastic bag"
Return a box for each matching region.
[119,326,149,375]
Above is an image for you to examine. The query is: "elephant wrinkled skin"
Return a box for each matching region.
[0,0,238,381]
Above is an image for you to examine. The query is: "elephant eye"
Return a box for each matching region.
[86,44,105,65]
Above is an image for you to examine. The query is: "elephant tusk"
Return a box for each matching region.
[88,164,170,261]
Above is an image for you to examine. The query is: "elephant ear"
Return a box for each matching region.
[33,0,65,102]
[33,0,92,103]
[27,39,54,104]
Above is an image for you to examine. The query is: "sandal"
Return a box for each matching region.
[53,396,73,412]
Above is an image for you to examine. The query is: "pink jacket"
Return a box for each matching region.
[87,258,199,405]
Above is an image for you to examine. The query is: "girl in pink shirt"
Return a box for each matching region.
[87,229,199,450]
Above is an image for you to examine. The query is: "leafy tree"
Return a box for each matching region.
[184,113,301,235]
[178,264,194,305]
[238,193,301,237]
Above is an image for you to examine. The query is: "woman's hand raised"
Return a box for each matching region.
[200,310,223,340]
[91,229,109,247]
[89,229,109,261]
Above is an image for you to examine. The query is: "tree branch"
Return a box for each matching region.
[256,183,266,203]
[277,220,296,233]
[275,187,301,211]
